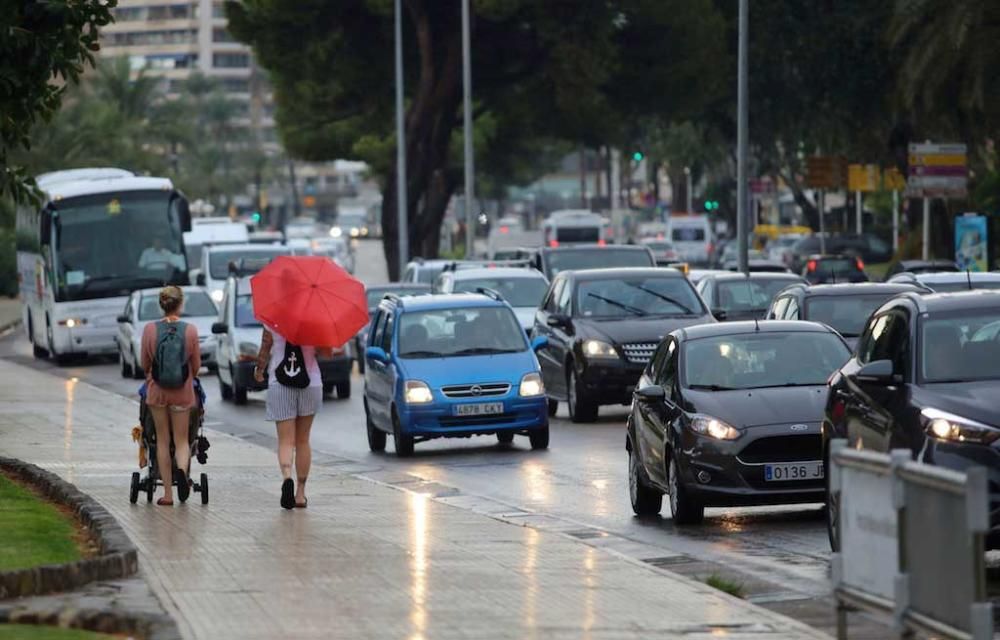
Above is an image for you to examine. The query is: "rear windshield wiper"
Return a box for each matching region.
[687,384,738,391]
[586,293,646,316]
[627,283,694,314]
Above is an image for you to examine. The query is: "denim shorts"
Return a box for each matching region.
[265,385,322,422]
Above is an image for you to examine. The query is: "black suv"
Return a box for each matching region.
[533,267,713,422]
[823,290,1000,550]
[530,245,654,281]
[767,282,926,349]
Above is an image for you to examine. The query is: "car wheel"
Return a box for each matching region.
[336,381,351,399]
[131,350,144,379]
[232,367,248,405]
[130,472,140,504]
[120,349,131,378]
[826,455,840,552]
[496,431,515,444]
[219,367,233,401]
[393,410,414,457]
[366,405,387,452]
[567,366,597,423]
[529,426,549,450]
[322,383,334,398]
[629,448,663,516]
[547,398,558,417]
[200,473,209,505]
[668,456,704,525]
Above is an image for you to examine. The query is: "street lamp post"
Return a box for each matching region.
[684,166,692,213]
[394,0,408,274]
[736,0,749,275]
[461,0,475,259]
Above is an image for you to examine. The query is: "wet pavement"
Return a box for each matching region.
[0,241,900,638]
[0,354,831,639]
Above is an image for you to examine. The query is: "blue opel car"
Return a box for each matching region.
[363,291,550,456]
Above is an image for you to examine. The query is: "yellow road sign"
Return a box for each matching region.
[883,167,906,191]
[848,164,879,192]
[908,153,967,167]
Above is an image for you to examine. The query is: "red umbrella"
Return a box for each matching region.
[250,256,368,347]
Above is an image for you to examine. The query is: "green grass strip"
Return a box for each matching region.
[0,473,82,571]
[0,625,117,640]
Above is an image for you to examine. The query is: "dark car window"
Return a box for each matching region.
[647,340,671,380]
[770,296,791,320]
[805,293,898,337]
[369,310,387,348]
[398,307,527,358]
[785,297,800,320]
[575,275,703,318]
[922,309,1000,383]
[868,311,910,379]
[683,331,850,390]
[545,248,653,276]
[656,340,678,397]
[381,312,395,353]
[716,278,799,312]
[454,277,548,308]
[234,294,261,328]
[209,248,285,279]
[556,280,573,314]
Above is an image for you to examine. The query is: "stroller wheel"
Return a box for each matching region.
[130,472,140,504]
[146,475,155,503]
[200,473,209,505]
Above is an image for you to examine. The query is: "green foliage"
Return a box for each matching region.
[0,0,116,205]
[0,473,83,571]
[705,573,746,599]
[0,625,116,640]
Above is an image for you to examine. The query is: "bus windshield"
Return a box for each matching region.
[53,190,188,301]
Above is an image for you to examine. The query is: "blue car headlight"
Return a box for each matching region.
[404,380,433,404]
[519,373,545,397]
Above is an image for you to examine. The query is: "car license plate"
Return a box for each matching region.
[453,402,504,416]
[764,462,824,482]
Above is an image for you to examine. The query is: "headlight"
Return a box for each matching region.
[582,339,618,359]
[349,227,360,237]
[404,380,433,404]
[688,415,741,440]
[519,373,545,397]
[59,317,86,328]
[360,226,370,236]
[238,342,259,358]
[210,289,224,303]
[330,227,343,238]
[922,408,1000,444]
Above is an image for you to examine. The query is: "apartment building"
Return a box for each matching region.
[99,0,277,146]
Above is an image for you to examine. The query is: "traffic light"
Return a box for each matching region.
[251,211,262,223]
[632,150,644,162]
[704,200,719,211]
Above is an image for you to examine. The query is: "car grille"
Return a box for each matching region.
[440,382,511,398]
[738,435,821,464]
[438,413,517,427]
[620,342,658,364]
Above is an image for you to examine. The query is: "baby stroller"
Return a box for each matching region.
[129,378,211,504]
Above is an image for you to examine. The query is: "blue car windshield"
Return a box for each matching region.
[398,307,527,358]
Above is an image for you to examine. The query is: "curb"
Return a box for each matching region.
[0,457,138,599]
[0,606,181,640]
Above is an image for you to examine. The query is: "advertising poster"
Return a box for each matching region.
[955,214,988,272]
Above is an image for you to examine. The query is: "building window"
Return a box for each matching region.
[113,4,193,21]
[213,53,249,68]
[213,2,226,18]
[108,30,197,46]
[220,78,249,93]
[212,28,235,43]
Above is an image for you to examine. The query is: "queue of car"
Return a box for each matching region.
[372,236,999,549]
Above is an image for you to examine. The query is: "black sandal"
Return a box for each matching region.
[176,470,190,503]
[280,478,295,510]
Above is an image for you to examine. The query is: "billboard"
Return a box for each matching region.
[955,214,988,272]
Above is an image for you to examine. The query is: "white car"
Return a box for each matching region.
[115,286,219,379]
[312,236,355,272]
[402,258,452,285]
[211,274,266,404]
[433,267,549,334]
[198,243,290,305]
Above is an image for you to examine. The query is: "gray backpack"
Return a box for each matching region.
[152,321,189,389]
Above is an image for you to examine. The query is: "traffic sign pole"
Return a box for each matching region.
[819,190,826,254]
[892,190,899,252]
[922,197,930,260]
[856,190,862,234]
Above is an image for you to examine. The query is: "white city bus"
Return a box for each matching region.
[17,168,191,363]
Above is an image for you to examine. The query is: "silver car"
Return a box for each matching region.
[116,286,219,379]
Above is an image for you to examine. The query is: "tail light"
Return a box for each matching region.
[855,257,865,270]
[499,226,509,234]
[707,242,714,256]
[597,239,607,247]
[830,397,846,423]
[548,239,559,248]
[806,259,818,272]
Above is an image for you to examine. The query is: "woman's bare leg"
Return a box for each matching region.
[294,414,315,504]
[170,408,191,475]
[150,405,173,502]
[276,418,296,480]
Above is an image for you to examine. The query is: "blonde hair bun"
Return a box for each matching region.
[159,285,184,314]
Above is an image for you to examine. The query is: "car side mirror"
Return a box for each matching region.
[635,385,666,403]
[195,272,206,286]
[530,335,549,352]
[855,359,895,384]
[547,313,570,329]
[711,308,728,321]
[116,314,129,324]
[366,346,388,364]
[211,322,228,335]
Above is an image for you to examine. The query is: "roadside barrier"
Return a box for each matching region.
[829,440,993,640]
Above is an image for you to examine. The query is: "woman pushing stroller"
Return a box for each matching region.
[142,285,201,505]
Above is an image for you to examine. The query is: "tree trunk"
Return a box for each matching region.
[668,167,687,213]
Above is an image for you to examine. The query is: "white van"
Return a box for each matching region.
[199,243,290,303]
[541,210,607,247]
[183,219,249,280]
[666,214,713,264]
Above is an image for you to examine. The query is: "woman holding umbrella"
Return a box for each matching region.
[250,256,368,510]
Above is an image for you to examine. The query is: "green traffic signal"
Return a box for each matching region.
[704,200,719,211]
[632,151,644,162]
[251,212,262,222]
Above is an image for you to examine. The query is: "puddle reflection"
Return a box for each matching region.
[64,377,77,481]
[409,492,429,640]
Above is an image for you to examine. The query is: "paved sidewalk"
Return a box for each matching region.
[0,361,829,640]
[0,297,20,332]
